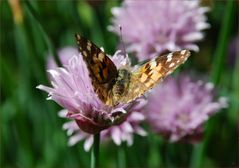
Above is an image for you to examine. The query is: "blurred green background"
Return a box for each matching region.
[0,0,238,167]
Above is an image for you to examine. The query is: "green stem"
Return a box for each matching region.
[117,144,126,168]
[148,134,161,167]
[24,1,62,67]
[91,133,100,168]
[190,143,204,168]
[211,0,236,85]
[191,1,236,168]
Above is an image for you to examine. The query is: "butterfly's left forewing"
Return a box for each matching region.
[118,50,191,104]
[75,34,118,105]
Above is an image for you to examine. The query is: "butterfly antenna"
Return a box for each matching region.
[119,25,127,58]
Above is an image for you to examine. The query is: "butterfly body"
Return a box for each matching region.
[112,69,131,99]
[75,34,191,106]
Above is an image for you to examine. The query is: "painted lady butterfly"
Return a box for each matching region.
[75,34,190,106]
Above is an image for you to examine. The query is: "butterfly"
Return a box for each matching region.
[75,34,191,106]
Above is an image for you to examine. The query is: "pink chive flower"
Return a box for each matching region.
[109,0,210,61]
[59,100,147,151]
[37,47,147,135]
[145,74,228,143]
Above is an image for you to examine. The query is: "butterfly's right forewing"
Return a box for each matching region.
[118,50,191,104]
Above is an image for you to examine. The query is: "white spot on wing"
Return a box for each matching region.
[87,41,92,51]
[166,53,173,62]
[87,45,91,51]
[166,70,173,76]
[181,50,187,55]
[87,41,92,47]
[169,62,175,68]
[83,51,87,56]
[98,53,105,61]
[150,60,157,68]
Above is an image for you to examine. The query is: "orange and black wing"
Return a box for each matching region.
[118,50,191,104]
[75,34,118,104]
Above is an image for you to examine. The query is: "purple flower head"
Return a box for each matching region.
[145,74,227,142]
[37,47,147,134]
[59,99,147,151]
[109,0,210,61]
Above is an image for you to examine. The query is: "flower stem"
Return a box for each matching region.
[190,1,236,168]
[24,1,62,67]
[117,144,126,168]
[211,0,236,85]
[91,133,100,168]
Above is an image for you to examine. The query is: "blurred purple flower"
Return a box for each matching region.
[37,47,147,134]
[47,47,78,68]
[59,100,147,151]
[109,0,210,61]
[145,74,227,142]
